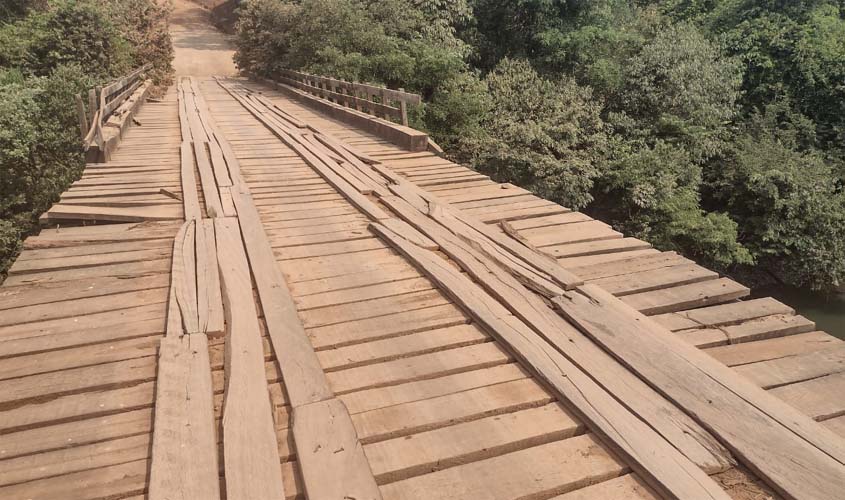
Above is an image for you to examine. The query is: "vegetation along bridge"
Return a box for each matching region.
[1,9,845,500]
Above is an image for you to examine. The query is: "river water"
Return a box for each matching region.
[752,286,845,340]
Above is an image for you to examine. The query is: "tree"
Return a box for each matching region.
[620,22,742,161]
[468,58,606,210]
[706,103,845,290]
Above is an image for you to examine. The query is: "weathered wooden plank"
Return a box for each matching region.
[291,399,382,500]
[327,342,512,395]
[553,474,659,500]
[378,434,626,500]
[193,142,225,217]
[733,344,845,389]
[316,323,487,371]
[148,335,220,500]
[196,219,224,336]
[620,278,750,315]
[229,188,335,406]
[172,221,199,334]
[42,204,181,223]
[365,403,584,484]
[769,372,845,421]
[179,142,201,220]
[555,284,845,499]
[704,331,841,367]
[214,217,287,500]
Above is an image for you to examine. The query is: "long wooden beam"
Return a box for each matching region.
[215,217,287,500]
[148,335,220,500]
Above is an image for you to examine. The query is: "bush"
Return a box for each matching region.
[0,65,92,275]
[465,59,605,210]
[706,104,845,290]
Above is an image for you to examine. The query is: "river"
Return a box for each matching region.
[752,285,845,340]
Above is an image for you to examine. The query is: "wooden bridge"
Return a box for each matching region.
[1,72,844,500]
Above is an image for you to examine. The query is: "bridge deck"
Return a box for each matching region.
[0,77,842,499]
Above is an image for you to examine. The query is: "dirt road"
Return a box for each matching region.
[170,0,238,76]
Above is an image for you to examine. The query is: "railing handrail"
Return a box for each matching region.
[76,63,152,150]
[275,68,421,126]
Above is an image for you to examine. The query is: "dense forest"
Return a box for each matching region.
[0,0,172,277]
[234,0,845,293]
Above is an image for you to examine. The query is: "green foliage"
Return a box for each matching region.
[0,65,92,275]
[468,59,605,210]
[0,1,133,80]
[706,104,845,290]
[595,139,751,266]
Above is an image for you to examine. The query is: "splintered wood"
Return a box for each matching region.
[215,218,286,500]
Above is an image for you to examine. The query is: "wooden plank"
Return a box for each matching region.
[327,342,512,395]
[680,297,796,328]
[0,287,167,327]
[291,399,382,500]
[196,219,224,336]
[704,331,841,367]
[340,363,528,415]
[620,278,750,315]
[769,372,845,421]
[148,335,220,500]
[208,139,233,187]
[193,142,224,217]
[42,204,181,223]
[372,222,729,499]
[316,323,487,371]
[554,474,659,500]
[721,314,815,344]
[172,221,199,334]
[568,251,689,281]
[379,434,627,500]
[180,142,201,220]
[591,263,718,297]
[0,408,152,461]
[226,86,391,221]
[229,188,334,406]
[294,276,433,311]
[365,403,584,484]
[555,284,845,499]
[214,217,287,500]
[0,459,147,500]
[733,345,845,389]
[308,303,469,350]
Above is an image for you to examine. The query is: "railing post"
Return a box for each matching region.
[88,88,98,123]
[398,88,408,126]
[75,94,88,140]
[380,89,389,120]
[96,86,105,125]
[353,81,363,111]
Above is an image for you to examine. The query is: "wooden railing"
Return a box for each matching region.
[75,64,151,151]
[275,69,421,126]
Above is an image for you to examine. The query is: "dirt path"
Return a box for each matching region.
[170,0,238,76]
